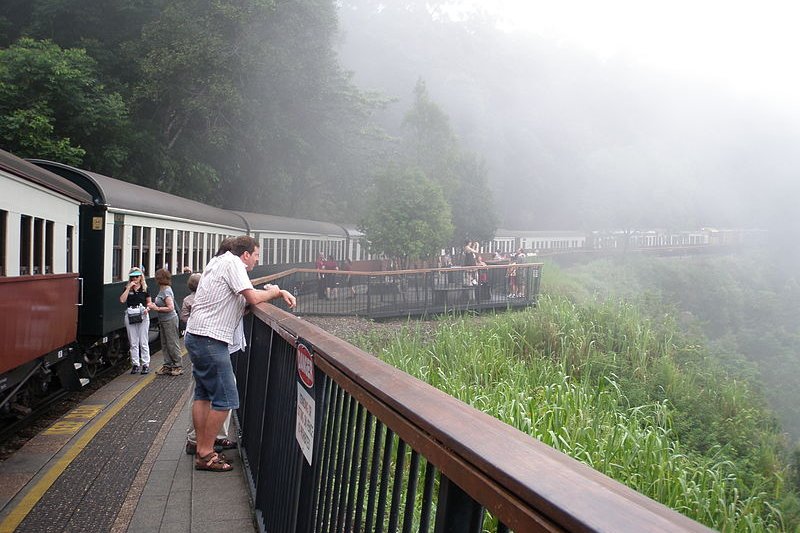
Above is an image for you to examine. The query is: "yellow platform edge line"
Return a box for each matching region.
[0,373,156,533]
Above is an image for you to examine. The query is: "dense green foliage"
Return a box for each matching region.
[358,166,453,264]
[0,0,497,245]
[346,255,800,530]
[0,38,129,169]
[549,251,800,443]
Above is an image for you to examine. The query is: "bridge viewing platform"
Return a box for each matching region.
[258,262,543,319]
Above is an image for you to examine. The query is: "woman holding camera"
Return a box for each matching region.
[120,267,152,374]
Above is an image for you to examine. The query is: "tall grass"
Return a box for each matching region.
[351,296,793,531]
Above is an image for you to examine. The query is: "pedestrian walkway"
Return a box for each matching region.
[0,350,255,533]
[126,396,255,533]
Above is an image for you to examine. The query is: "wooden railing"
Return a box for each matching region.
[235,304,712,532]
[253,263,542,319]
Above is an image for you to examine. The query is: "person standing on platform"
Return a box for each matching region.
[181,271,239,456]
[315,252,326,299]
[185,235,296,472]
[182,242,241,455]
[179,273,202,330]
[341,258,356,298]
[119,267,152,374]
[149,268,183,376]
[507,259,518,298]
[463,240,479,286]
[324,254,339,299]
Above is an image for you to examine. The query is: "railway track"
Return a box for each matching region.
[0,361,129,460]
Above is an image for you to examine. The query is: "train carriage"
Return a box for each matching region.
[237,211,350,270]
[493,229,587,254]
[28,160,250,345]
[0,151,93,412]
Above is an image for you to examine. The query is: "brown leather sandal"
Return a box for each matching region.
[195,452,233,472]
[214,438,238,449]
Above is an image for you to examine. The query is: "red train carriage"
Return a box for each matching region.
[0,151,91,417]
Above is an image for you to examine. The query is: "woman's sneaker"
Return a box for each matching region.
[130,365,139,374]
[140,365,149,375]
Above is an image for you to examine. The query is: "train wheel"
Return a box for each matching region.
[81,347,101,379]
[105,335,125,366]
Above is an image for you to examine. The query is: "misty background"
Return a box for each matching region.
[3,0,799,241]
[6,0,800,506]
[336,1,800,236]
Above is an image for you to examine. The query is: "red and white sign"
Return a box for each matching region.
[297,343,314,388]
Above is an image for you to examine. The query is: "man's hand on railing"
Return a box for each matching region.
[255,283,296,309]
[280,289,296,309]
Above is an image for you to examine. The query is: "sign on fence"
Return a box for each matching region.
[295,342,315,465]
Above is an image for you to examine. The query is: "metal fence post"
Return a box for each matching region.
[434,476,485,533]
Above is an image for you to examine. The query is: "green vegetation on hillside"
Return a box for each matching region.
[549,252,800,443]
[347,254,800,530]
[0,2,497,247]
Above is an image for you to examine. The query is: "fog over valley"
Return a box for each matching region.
[335,1,800,236]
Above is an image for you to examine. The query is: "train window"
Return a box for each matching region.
[277,238,287,264]
[20,215,31,275]
[165,229,174,271]
[33,218,44,275]
[0,210,5,276]
[131,226,141,270]
[194,232,204,270]
[142,227,151,273]
[176,230,182,270]
[263,238,275,265]
[45,221,54,274]
[66,225,74,272]
[180,231,188,270]
[112,219,123,281]
[155,228,164,272]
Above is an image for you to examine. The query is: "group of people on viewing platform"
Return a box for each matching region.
[315,253,356,299]
[120,235,296,472]
[120,266,185,376]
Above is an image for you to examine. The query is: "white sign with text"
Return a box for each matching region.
[296,383,315,465]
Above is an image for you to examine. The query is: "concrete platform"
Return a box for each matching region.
[0,350,256,533]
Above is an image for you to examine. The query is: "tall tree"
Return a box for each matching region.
[0,0,165,91]
[129,0,385,216]
[400,79,497,243]
[0,38,130,169]
[227,0,389,216]
[359,166,453,266]
[402,78,460,189]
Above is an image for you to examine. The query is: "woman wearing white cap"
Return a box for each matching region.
[119,267,153,374]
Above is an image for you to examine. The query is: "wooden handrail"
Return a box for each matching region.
[251,263,542,285]
[250,303,712,532]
